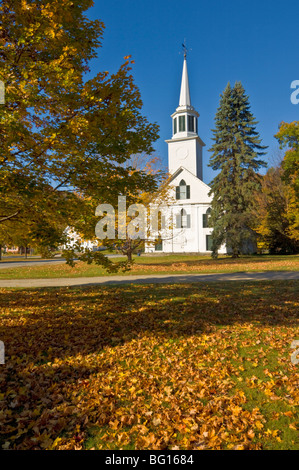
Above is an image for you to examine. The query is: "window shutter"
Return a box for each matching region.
[176,186,180,200]
[161,215,165,229]
[187,214,191,228]
[176,214,181,228]
[186,185,190,199]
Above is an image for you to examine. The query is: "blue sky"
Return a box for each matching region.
[86,0,299,185]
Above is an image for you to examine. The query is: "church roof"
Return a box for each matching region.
[164,166,212,204]
[168,166,211,190]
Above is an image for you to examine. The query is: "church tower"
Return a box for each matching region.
[166,53,205,180]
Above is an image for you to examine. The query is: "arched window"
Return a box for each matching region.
[179,180,187,199]
[176,208,191,228]
[176,179,190,200]
[203,207,211,228]
[157,211,165,231]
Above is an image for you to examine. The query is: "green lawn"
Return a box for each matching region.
[0,281,298,450]
[0,254,298,279]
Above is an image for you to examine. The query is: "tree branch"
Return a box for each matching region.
[0,211,19,223]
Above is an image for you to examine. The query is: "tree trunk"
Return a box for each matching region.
[126,238,133,262]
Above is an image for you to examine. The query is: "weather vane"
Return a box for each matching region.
[181,39,191,59]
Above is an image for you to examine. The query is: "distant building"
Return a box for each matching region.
[4,246,19,253]
[61,227,99,251]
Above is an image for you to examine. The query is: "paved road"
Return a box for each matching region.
[0,271,298,288]
[0,255,122,269]
[0,258,68,269]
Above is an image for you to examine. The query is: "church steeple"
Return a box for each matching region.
[179,56,191,107]
[166,52,205,180]
[170,55,199,139]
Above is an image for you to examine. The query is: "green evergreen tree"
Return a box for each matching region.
[208,82,267,258]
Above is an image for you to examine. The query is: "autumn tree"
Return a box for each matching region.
[276,121,299,195]
[0,180,83,258]
[91,153,172,262]
[0,0,159,266]
[208,82,267,258]
[253,166,299,253]
[275,121,299,242]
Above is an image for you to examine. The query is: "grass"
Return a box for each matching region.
[0,281,298,450]
[0,253,298,279]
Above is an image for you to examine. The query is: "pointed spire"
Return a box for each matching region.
[179,56,191,107]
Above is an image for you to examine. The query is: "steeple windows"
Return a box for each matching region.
[173,117,177,135]
[172,113,198,136]
[188,115,194,132]
[179,115,185,132]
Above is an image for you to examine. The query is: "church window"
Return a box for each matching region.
[179,115,185,132]
[157,211,165,231]
[176,179,190,200]
[181,208,187,227]
[173,117,177,135]
[179,180,186,199]
[203,207,211,228]
[176,208,191,228]
[188,115,194,132]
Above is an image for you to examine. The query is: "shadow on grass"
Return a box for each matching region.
[1,281,298,360]
[0,280,298,449]
[136,254,299,267]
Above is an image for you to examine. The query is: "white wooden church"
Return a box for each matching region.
[145,54,226,254]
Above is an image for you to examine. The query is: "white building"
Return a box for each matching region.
[61,226,99,251]
[145,54,226,254]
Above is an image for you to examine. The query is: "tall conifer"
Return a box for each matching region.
[208,82,267,257]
